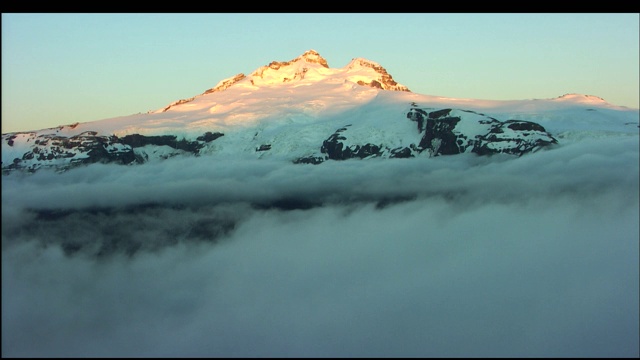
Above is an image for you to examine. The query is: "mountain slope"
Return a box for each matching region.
[2,50,638,174]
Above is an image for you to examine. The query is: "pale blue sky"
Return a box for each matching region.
[2,13,639,133]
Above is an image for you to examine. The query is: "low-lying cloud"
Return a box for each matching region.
[2,134,638,357]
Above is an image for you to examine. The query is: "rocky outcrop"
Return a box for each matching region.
[472,120,558,156]
[264,49,329,71]
[319,126,384,160]
[3,132,137,173]
[2,131,225,174]
[2,103,558,174]
[120,134,205,153]
[415,108,462,155]
[293,104,557,164]
[406,105,557,157]
[203,73,247,94]
[250,49,330,80]
[348,58,410,92]
[161,97,197,112]
[196,131,225,142]
[299,49,330,68]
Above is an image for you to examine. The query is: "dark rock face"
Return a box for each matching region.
[505,120,547,132]
[2,131,225,174]
[389,146,414,158]
[293,104,557,164]
[472,120,558,156]
[6,135,17,146]
[120,134,205,153]
[196,131,224,142]
[297,125,416,165]
[4,132,138,173]
[320,126,352,160]
[320,126,384,160]
[407,107,428,132]
[82,136,137,165]
[406,105,557,158]
[418,110,461,156]
[293,156,326,165]
[2,104,558,173]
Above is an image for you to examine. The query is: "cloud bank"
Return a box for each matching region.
[2,134,638,357]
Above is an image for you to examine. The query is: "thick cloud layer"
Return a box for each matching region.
[2,134,638,357]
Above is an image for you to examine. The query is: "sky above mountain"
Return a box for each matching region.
[2,13,639,134]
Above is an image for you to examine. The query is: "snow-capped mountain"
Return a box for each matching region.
[3,50,639,358]
[2,50,638,174]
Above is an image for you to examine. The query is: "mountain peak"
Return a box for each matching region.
[549,93,618,108]
[249,50,329,79]
[345,57,410,92]
[554,93,607,103]
[239,50,409,91]
[157,51,411,112]
[347,57,382,69]
[297,49,329,68]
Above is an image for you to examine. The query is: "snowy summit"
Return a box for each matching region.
[159,49,409,113]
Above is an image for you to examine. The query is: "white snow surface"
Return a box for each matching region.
[2,50,638,167]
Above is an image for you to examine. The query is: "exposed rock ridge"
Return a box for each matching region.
[158,50,409,112]
[294,103,557,164]
[204,73,247,94]
[348,58,410,92]
[2,131,224,174]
